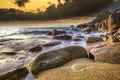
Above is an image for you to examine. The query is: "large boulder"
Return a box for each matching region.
[90,42,120,64]
[53,34,72,40]
[36,58,120,80]
[86,37,103,43]
[29,46,88,77]
[0,67,29,80]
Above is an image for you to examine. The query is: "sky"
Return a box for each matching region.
[0,0,63,12]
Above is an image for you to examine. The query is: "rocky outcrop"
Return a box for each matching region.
[90,42,120,64]
[29,46,88,77]
[0,67,28,80]
[53,34,72,40]
[97,9,120,34]
[86,37,103,43]
[108,12,120,32]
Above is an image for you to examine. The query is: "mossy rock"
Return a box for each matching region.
[29,46,87,77]
[0,67,29,80]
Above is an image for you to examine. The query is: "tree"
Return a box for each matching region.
[14,0,30,7]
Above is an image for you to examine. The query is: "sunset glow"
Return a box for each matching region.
[0,0,64,12]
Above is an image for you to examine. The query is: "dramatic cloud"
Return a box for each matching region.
[44,0,114,18]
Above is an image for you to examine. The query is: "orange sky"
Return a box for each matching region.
[0,0,64,12]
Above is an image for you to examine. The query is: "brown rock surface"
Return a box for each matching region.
[36,58,120,80]
[90,42,120,64]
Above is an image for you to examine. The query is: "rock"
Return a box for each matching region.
[73,38,81,41]
[29,46,88,77]
[98,19,108,32]
[53,34,72,40]
[48,29,66,36]
[2,52,17,56]
[90,42,120,64]
[76,24,87,29]
[108,12,120,32]
[36,58,120,80]
[42,41,61,47]
[86,37,103,43]
[75,36,84,38]
[84,27,91,34]
[100,34,108,41]
[29,45,42,52]
[0,67,29,80]
[107,36,120,43]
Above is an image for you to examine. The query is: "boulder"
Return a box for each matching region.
[75,36,84,38]
[53,34,72,40]
[29,46,88,77]
[107,36,120,43]
[86,37,103,43]
[2,52,17,56]
[48,29,66,36]
[36,58,120,80]
[100,34,108,41]
[84,27,91,34]
[29,45,42,52]
[73,38,81,41]
[0,67,29,80]
[42,41,61,47]
[90,42,120,64]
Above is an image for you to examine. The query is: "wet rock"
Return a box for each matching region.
[2,52,17,56]
[0,67,29,80]
[86,37,103,43]
[76,24,87,29]
[73,38,81,41]
[75,36,84,38]
[84,27,91,34]
[29,46,88,77]
[29,45,42,52]
[100,34,108,41]
[107,36,120,43]
[48,29,66,36]
[53,34,72,40]
[90,42,120,64]
[42,41,61,47]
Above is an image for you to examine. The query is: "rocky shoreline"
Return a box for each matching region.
[0,9,120,80]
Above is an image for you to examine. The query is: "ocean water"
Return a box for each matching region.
[0,22,106,80]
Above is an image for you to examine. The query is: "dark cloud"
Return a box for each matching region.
[41,0,115,19]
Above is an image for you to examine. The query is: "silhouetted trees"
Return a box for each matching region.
[0,0,117,21]
[14,0,30,7]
